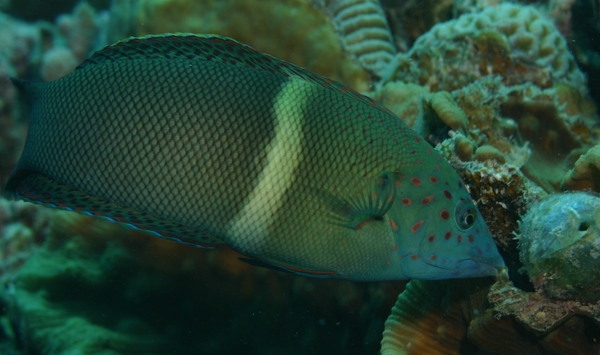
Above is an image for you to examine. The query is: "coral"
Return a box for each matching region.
[453,134,475,162]
[368,81,428,128]
[380,0,454,52]
[0,12,39,77]
[453,0,577,38]
[56,1,102,62]
[441,157,545,252]
[371,74,596,194]
[452,76,597,192]
[39,46,78,81]
[0,200,51,284]
[561,144,600,193]
[1,211,403,355]
[394,4,585,94]
[427,91,468,132]
[314,0,397,80]
[474,145,505,164]
[372,74,597,195]
[490,268,600,333]
[108,0,370,91]
[517,192,600,303]
[381,278,487,355]
[382,272,600,354]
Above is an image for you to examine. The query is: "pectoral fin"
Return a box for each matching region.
[316,172,396,231]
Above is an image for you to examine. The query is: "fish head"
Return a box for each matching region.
[389,170,505,280]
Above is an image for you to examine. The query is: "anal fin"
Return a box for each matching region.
[238,256,337,277]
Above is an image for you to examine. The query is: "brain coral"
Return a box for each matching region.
[394,3,585,93]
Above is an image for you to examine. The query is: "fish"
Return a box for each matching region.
[2,34,504,281]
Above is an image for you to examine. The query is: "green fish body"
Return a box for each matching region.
[3,34,504,280]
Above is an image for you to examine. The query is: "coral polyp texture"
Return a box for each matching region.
[313,0,397,79]
[394,3,585,93]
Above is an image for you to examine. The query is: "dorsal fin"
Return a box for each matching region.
[77,33,395,115]
[9,77,43,104]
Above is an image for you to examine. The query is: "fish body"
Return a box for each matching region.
[3,34,504,280]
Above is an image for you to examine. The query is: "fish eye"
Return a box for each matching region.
[455,201,477,230]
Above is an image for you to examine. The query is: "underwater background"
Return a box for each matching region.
[0,0,599,354]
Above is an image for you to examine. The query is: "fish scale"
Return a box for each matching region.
[3,33,504,281]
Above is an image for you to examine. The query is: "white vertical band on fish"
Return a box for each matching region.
[227,79,308,251]
[320,0,397,80]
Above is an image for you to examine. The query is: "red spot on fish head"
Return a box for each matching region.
[426,148,432,154]
[421,195,435,206]
[411,220,425,233]
[429,176,438,184]
[390,219,399,231]
[402,197,412,206]
[411,254,419,260]
[440,209,450,220]
[468,234,474,243]
[416,159,422,165]
[414,137,421,143]
[457,234,462,243]
[435,163,442,171]
[427,234,435,243]
[411,177,421,186]
[430,255,437,261]
[443,190,453,200]
[444,230,452,240]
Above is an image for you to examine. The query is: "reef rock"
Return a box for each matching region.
[517,191,600,304]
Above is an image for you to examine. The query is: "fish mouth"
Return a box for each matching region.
[457,258,504,277]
